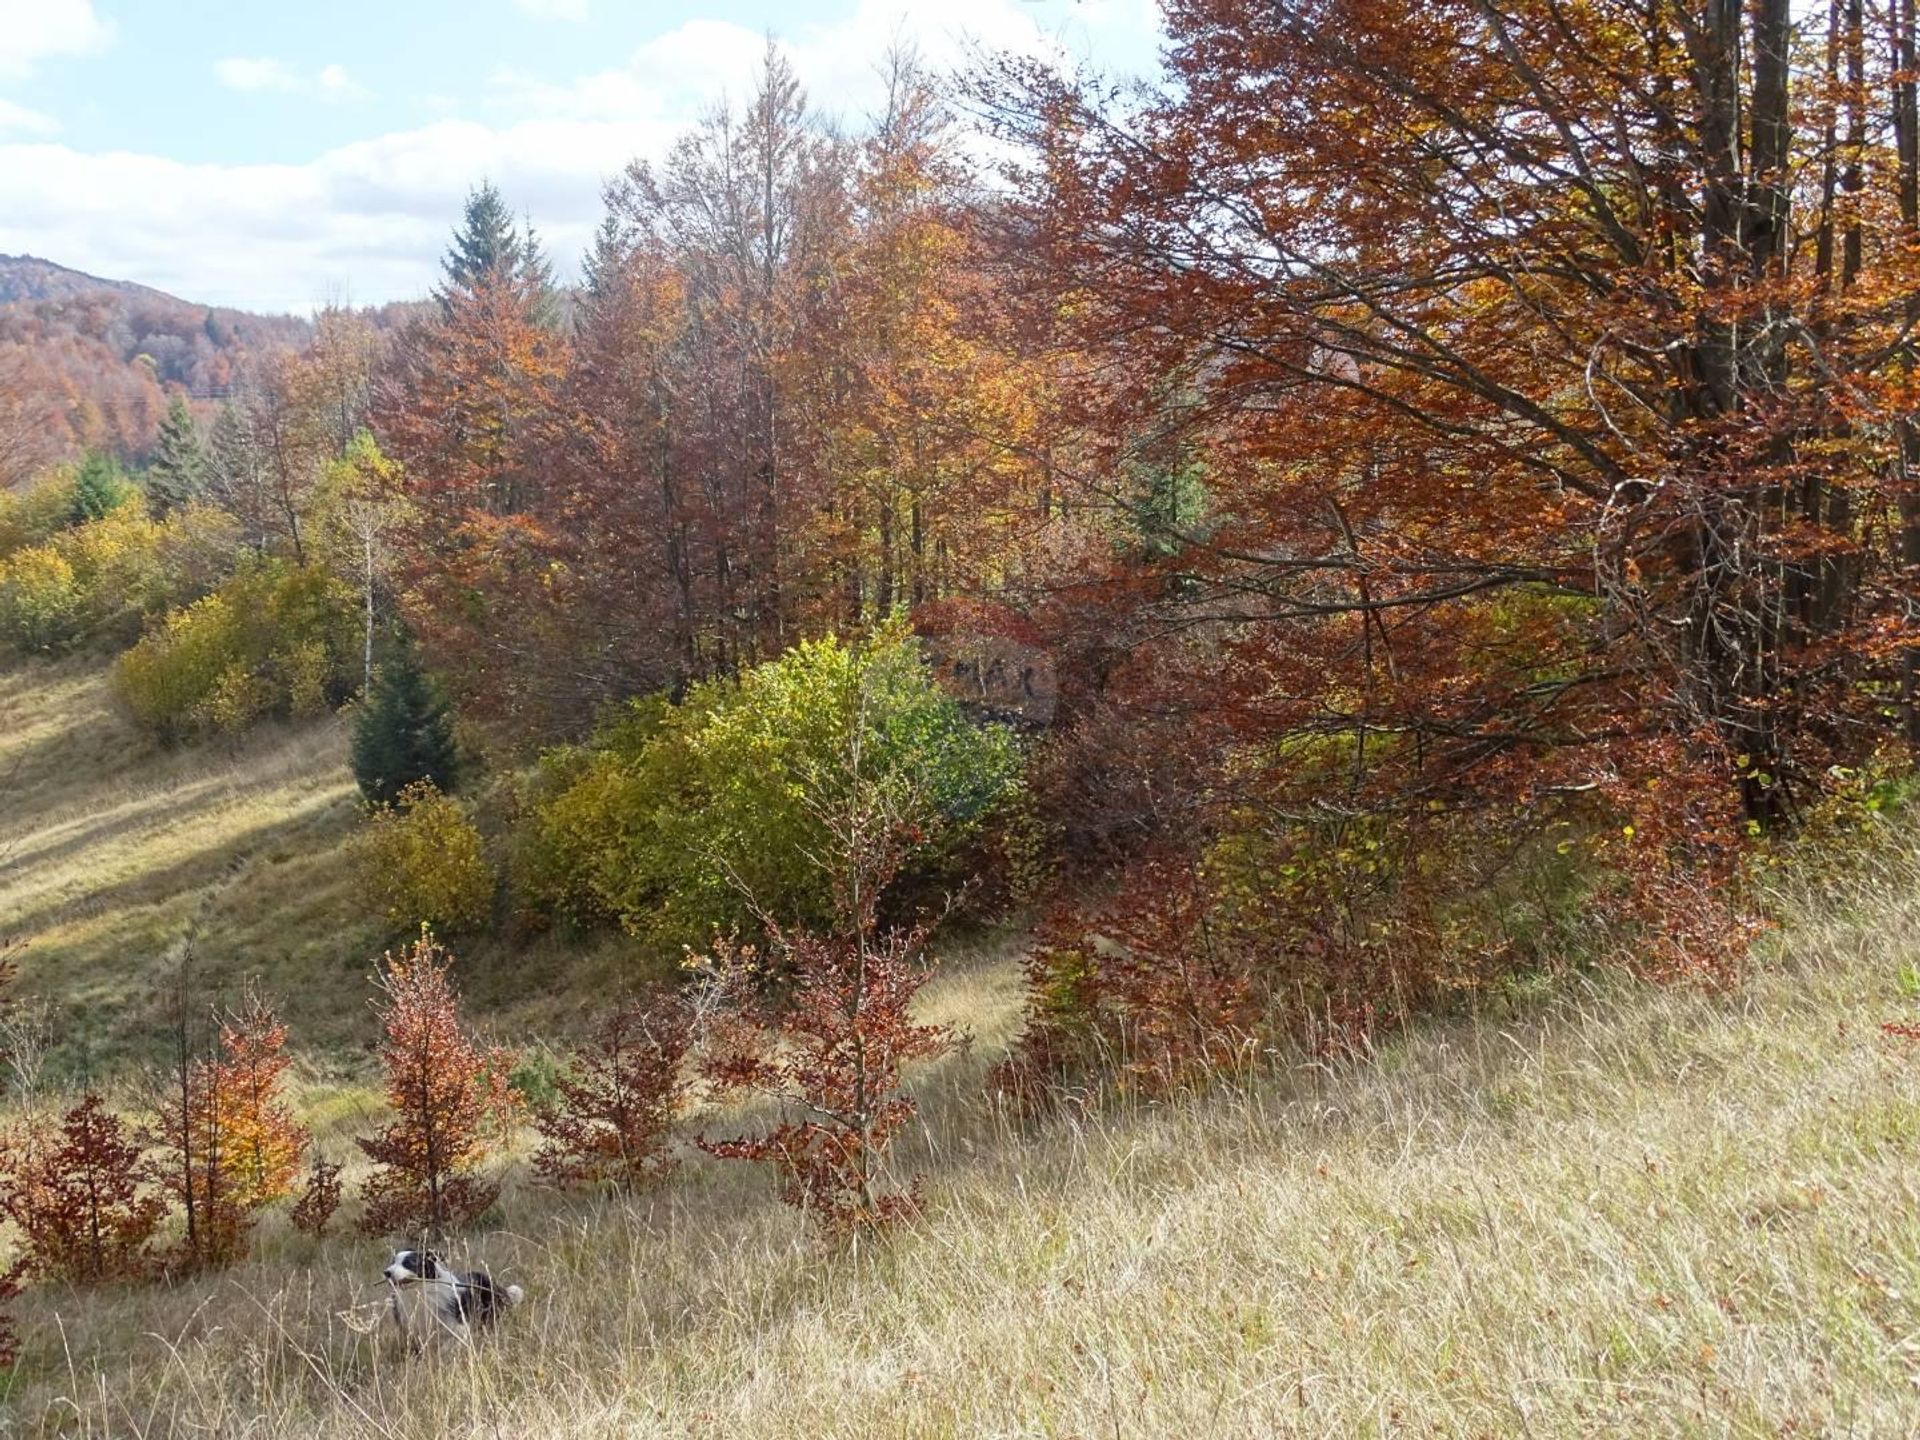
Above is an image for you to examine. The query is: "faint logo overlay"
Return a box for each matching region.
[914,598,1056,729]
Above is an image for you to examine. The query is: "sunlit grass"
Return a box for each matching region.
[0,655,658,1069]
[4,843,1918,1433]
[6,651,1920,1434]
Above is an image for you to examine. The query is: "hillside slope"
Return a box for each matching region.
[5,807,1918,1434]
[0,254,314,475]
[0,655,640,1073]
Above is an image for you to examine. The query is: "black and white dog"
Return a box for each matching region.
[382,1248,524,1346]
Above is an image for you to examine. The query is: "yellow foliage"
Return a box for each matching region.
[0,544,80,650]
[356,782,495,935]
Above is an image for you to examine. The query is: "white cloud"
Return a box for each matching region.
[0,0,1156,312]
[214,57,299,93]
[215,57,369,102]
[316,65,366,101]
[0,0,114,81]
[0,99,58,137]
[514,0,590,20]
[492,1,1091,132]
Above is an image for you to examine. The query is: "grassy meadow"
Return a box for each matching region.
[0,655,640,1074]
[3,654,1920,1435]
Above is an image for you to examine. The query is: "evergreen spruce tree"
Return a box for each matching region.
[205,402,267,550]
[580,213,628,305]
[519,216,563,329]
[436,182,522,309]
[351,634,459,806]
[69,452,133,524]
[146,397,208,515]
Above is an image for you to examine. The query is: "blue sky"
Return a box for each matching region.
[0,0,1162,312]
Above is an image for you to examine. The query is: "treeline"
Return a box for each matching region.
[379,50,1049,734]
[0,252,424,483]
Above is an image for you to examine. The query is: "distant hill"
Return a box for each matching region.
[0,254,316,475]
[0,253,193,308]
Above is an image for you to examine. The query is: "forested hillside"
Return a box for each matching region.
[0,255,429,483]
[4,1,1920,1431]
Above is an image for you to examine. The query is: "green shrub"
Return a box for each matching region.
[518,622,1022,946]
[357,782,495,934]
[281,640,334,719]
[0,546,80,651]
[198,659,276,735]
[114,560,358,741]
[116,592,244,738]
[0,469,81,558]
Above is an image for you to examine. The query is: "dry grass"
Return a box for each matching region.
[7,651,1920,1434]
[0,846,1916,1434]
[0,655,651,1073]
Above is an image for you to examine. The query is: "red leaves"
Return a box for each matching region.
[0,1094,165,1286]
[533,989,692,1195]
[290,1160,344,1238]
[0,1261,16,1371]
[697,925,952,1235]
[992,859,1265,1106]
[357,932,506,1239]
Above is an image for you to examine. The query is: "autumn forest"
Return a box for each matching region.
[3,1,1920,1431]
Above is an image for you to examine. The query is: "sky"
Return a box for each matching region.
[0,0,1163,314]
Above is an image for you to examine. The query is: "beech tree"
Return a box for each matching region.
[0,350,54,492]
[698,677,955,1234]
[357,932,508,1238]
[0,1095,166,1285]
[148,968,306,1272]
[290,1158,343,1237]
[533,988,692,1194]
[971,0,1920,942]
[212,991,307,1213]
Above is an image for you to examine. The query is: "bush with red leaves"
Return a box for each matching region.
[991,858,1265,1108]
[699,921,952,1234]
[695,682,957,1235]
[290,1159,344,1237]
[534,988,692,1195]
[0,1094,167,1285]
[357,931,508,1239]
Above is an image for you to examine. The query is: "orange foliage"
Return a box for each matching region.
[533,988,692,1194]
[357,932,508,1238]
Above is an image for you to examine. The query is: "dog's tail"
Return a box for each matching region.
[504,1284,525,1307]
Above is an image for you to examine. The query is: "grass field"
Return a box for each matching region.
[0,655,645,1076]
[4,654,1920,1435]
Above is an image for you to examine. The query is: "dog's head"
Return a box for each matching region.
[383,1249,446,1287]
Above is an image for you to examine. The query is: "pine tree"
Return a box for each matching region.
[351,632,458,805]
[69,451,133,524]
[146,397,208,515]
[436,182,522,308]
